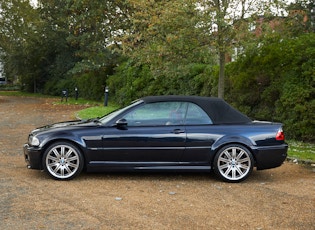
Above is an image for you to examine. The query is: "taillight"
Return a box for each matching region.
[276,128,285,141]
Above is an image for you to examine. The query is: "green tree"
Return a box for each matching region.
[286,0,315,33]
[0,0,42,90]
[63,0,132,100]
[197,0,287,98]
[115,0,216,101]
[126,0,212,67]
[275,34,315,141]
[120,0,289,99]
[64,0,129,75]
[1,0,130,97]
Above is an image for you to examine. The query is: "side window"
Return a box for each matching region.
[123,102,187,126]
[185,103,212,125]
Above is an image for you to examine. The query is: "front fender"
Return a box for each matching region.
[39,131,87,151]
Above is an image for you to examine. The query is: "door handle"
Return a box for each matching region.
[172,129,185,134]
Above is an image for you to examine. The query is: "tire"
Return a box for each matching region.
[213,144,254,182]
[42,142,84,180]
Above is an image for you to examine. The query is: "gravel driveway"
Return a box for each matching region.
[0,95,314,230]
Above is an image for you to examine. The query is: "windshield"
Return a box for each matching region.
[99,100,143,125]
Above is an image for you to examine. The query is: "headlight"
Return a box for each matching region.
[29,135,40,146]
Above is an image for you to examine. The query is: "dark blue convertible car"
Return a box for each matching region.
[24,96,288,182]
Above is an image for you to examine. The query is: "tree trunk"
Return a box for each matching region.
[218,50,225,99]
[33,77,36,94]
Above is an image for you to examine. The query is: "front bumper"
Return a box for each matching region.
[23,144,43,170]
[253,143,288,170]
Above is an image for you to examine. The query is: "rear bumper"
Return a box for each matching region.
[253,143,288,170]
[23,144,42,170]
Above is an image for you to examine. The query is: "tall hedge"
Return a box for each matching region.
[226,33,315,141]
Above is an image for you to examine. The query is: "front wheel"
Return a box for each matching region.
[42,142,84,180]
[213,144,254,182]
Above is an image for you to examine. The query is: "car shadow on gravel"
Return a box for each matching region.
[25,164,295,184]
[69,169,275,184]
[80,171,216,182]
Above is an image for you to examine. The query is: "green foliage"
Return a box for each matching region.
[73,72,108,101]
[107,61,155,105]
[275,35,315,141]
[0,0,43,91]
[123,0,216,79]
[226,33,315,141]
[107,60,218,105]
[0,0,124,96]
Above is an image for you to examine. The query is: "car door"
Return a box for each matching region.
[181,102,216,165]
[96,101,187,164]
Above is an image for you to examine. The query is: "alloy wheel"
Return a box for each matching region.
[44,143,82,180]
[214,145,253,182]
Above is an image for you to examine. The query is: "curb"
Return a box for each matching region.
[286,156,315,168]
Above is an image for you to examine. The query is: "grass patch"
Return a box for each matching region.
[0,91,45,97]
[76,106,118,119]
[55,97,103,106]
[0,91,107,106]
[287,140,315,162]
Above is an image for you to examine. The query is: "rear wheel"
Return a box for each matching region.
[42,142,84,180]
[213,144,254,182]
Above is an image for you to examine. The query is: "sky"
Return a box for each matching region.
[30,0,38,8]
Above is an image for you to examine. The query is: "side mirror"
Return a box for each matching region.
[115,118,128,129]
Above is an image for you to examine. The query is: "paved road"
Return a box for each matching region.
[0,96,314,230]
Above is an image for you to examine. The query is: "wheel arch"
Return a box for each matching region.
[210,136,257,167]
[40,137,87,169]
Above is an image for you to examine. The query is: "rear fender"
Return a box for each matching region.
[210,136,255,162]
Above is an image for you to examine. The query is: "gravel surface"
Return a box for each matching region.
[0,95,314,230]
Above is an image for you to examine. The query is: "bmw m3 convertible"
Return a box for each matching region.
[24,96,288,182]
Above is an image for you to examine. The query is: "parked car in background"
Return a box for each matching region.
[24,96,288,182]
[0,77,6,85]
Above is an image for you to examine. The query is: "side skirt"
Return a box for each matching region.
[86,161,211,172]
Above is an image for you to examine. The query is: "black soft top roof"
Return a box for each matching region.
[141,96,251,124]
